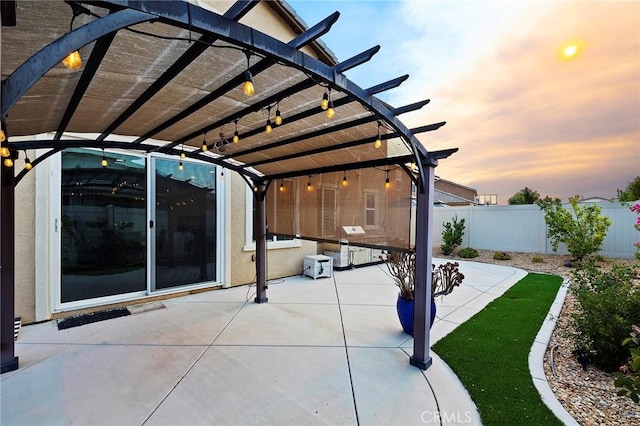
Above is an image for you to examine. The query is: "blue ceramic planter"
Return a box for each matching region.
[396,296,437,336]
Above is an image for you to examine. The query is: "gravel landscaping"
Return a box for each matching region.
[436,248,640,426]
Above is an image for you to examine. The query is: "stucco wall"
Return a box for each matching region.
[13,150,36,323]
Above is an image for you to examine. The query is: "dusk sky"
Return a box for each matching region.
[288,0,640,204]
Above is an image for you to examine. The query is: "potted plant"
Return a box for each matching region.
[386,250,464,335]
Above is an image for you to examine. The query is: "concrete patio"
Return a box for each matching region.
[1,259,528,425]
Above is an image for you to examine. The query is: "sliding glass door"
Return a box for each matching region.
[151,158,217,290]
[59,150,220,306]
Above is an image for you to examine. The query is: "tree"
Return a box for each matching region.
[617,176,640,202]
[440,215,465,255]
[536,195,612,260]
[508,187,540,205]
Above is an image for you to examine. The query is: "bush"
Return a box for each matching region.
[569,259,640,371]
[458,247,478,258]
[531,256,544,264]
[536,195,611,260]
[493,251,512,260]
[614,325,640,403]
[441,215,465,255]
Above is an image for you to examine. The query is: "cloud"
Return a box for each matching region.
[290,1,639,203]
[395,1,640,202]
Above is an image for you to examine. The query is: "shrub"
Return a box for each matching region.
[493,251,512,260]
[531,256,544,263]
[569,259,640,371]
[441,215,465,255]
[536,195,611,260]
[614,325,640,403]
[458,247,478,258]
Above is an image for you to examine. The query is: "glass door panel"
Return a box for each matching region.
[60,149,146,302]
[153,158,217,290]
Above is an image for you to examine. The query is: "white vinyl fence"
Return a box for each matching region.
[430,202,639,259]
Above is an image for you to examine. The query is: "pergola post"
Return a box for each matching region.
[410,159,436,370]
[1,152,19,373]
[253,183,268,303]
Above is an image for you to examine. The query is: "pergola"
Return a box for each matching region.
[0,0,456,373]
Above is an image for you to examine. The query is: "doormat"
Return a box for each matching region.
[57,307,131,330]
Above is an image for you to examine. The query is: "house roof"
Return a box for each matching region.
[433,189,476,205]
[1,0,454,186]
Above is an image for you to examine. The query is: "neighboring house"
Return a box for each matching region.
[434,176,477,205]
[434,189,477,207]
[579,196,613,203]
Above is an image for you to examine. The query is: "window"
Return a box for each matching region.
[364,192,378,228]
[244,184,300,251]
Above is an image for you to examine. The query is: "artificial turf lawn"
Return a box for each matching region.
[432,273,564,426]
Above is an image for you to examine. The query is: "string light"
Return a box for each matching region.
[201,133,208,151]
[101,149,107,167]
[4,157,13,168]
[233,119,240,143]
[180,144,186,160]
[265,106,273,134]
[321,89,329,110]
[275,102,283,126]
[62,51,82,70]
[326,89,335,119]
[374,120,382,149]
[0,145,9,158]
[342,172,348,187]
[178,161,184,171]
[307,176,312,191]
[243,52,254,96]
[220,168,225,180]
[279,180,284,192]
[385,170,390,189]
[61,3,88,70]
[24,151,33,171]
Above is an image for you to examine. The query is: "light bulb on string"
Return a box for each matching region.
[233,120,240,143]
[279,180,284,192]
[325,89,335,119]
[61,3,88,70]
[321,90,329,110]
[374,121,382,148]
[62,51,82,70]
[101,149,107,168]
[242,52,254,96]
[342,172,348,187]
[265,106,273,134]
[275,104,283,126]
[201,133,208,151]
[24,151,33,171]
[178,161,184,171]
[385,170,390,189]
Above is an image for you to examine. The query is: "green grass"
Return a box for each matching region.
[432,273,564,426]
